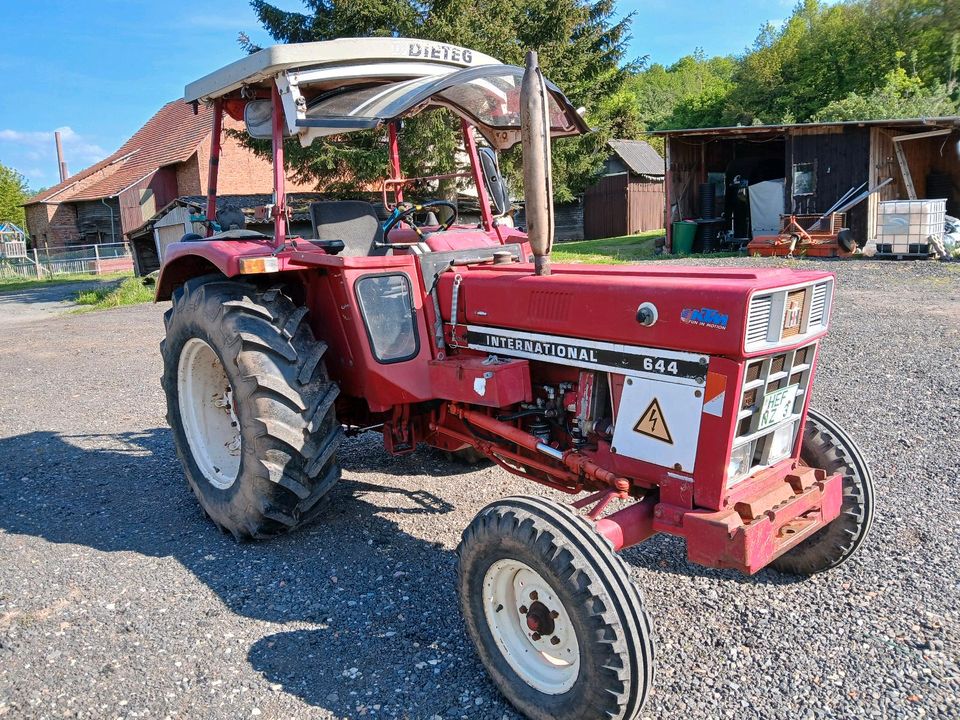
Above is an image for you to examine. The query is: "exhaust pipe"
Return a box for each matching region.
[520,50,554,276]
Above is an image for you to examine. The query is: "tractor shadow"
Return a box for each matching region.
[0,428,508,718]
[619,534,807,587]
[338,434,490,478]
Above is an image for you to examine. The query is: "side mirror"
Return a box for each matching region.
[244,100,295,140]
[478,146,510,216]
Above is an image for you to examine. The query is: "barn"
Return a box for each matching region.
[582,139,665,240]
[653,117,960,251]
[23,100,312,251]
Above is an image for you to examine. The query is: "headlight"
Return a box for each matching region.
[727,443,753,483]
[768,421,796,463]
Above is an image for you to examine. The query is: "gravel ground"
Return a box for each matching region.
[0,279,121,324]
[0,258,958,720]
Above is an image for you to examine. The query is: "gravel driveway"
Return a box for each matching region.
[0,279,120,325]
[0,259,958,720]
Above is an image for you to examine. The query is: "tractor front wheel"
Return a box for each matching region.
[772,408,875,575]
[161,275,342,539]
[457,495,654,720]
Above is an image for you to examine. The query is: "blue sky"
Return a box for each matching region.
[0,0,794,189]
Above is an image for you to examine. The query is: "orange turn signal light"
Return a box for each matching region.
[238,256,280,274]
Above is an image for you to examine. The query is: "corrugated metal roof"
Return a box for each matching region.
[648,116,960,137]
[607,139,664,178]
[25,101,213,205]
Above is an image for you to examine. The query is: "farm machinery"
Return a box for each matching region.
[157,38,875,720]
[747,213,857,257]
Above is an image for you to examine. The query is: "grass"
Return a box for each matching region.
[553,229,740,265]
[0,271,133,293]
[74,277,155,312]
[552,230,662,264]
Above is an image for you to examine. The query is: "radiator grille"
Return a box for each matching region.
[809,282,828,327]
[729,341,818,487]
[744,280,833,351]
[746,295,773,346]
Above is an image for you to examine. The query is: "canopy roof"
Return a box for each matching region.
[185,38,501,103]
[186,38,589,150]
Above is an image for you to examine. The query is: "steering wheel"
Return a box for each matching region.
[383,200,459,237]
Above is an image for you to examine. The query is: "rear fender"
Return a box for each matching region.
[155,253,224,301]
[155,240,300,300]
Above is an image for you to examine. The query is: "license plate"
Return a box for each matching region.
[757,384,799,430]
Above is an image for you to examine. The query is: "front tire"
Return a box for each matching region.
[457,496,655,720]
[772,408,875,575]
[161,275,342,539]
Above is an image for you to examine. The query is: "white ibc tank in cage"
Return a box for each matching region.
[876,198,946,256]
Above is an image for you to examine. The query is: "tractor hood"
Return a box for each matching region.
[437,263,835,359]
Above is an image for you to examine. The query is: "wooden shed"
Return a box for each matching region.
[654,117,960,251]
[583,139,665,240]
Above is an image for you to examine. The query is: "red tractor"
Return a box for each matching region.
[157,39,874,720]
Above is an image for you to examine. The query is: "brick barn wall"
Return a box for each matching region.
[193,118,317,196]
[176,157,203,196]
[25,203,82,249]
[48,204,81,247]
[25,204,52,248]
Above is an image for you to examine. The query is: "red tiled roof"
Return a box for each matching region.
[26,101,213,205]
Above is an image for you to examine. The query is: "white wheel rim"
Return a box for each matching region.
[483,558,581,694]
[177,338,242,490]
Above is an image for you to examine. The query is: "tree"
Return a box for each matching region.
[813,57,957,120]
[627,51,736,131]
[724,0,959,125]
[247,0,640,201]
[0,163,29,229]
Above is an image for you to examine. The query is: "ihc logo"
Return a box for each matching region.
[783,293,804,332]
[680,307,729,330]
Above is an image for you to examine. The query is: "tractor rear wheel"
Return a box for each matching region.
[772,408,874,575]
[161,275,342,539]
[457,495,654,720]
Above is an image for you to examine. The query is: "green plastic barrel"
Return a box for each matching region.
[672,221,697,254]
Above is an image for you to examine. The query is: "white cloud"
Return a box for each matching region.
[0,126,108,168]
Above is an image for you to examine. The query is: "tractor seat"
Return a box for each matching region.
[310,200,390,257]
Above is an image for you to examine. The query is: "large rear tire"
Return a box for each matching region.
[457,495,655,720]
[161,275,342,539]
[771,408,874,575]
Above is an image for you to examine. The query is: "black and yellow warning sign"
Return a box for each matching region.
[634,398,673,444]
